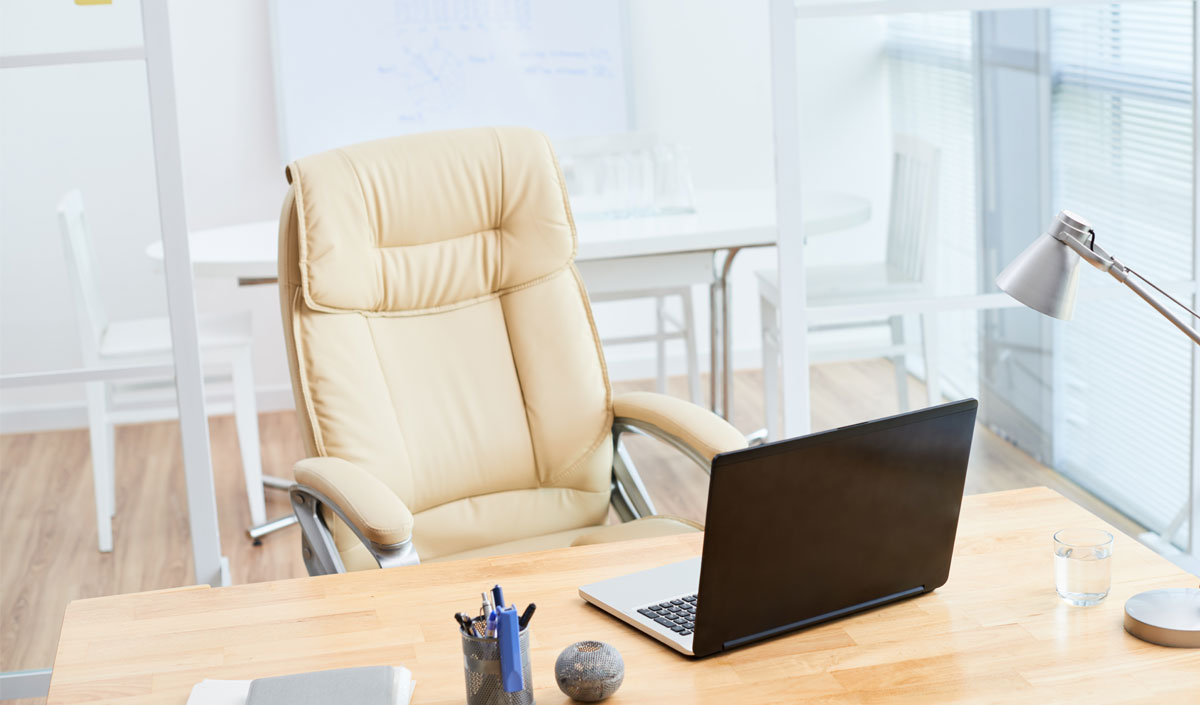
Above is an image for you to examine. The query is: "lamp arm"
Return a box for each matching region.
[1058,234,1200,345]
[1113,268,1200,345]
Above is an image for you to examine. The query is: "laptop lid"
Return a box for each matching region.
[690,399,978,657]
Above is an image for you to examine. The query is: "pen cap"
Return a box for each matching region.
[496,607,523,693]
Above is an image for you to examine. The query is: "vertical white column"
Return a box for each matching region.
[769,0,812,436]
[1189,2,1199,562]
[140,0,229,587]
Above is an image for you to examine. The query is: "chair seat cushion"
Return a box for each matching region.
[568,515,703,547]
[337,516,701,570]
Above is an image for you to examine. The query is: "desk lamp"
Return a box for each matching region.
[996,210,1200,648]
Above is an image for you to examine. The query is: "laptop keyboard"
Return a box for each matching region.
[637,594,697,636]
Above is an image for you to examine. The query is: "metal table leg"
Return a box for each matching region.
[709,262,724,416]
[709,247,742,421]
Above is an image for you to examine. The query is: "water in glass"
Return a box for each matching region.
[1054,530,1112,606]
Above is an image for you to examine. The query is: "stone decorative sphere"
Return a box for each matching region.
[554,641,624,702]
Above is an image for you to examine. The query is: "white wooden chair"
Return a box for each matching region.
[558,134,704,404]
[757,136,941,440]
[56,190,268,551]
[579,263,704,404]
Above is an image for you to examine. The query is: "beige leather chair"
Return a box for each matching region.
[278,126,747,576]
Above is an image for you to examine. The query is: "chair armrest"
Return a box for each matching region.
[291,457,418,575]
[294,457,414,545]
[613,391,748,469]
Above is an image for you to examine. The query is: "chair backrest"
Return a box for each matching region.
[278,127,615,564]
[886,135,941,285]
[56,190,107,363]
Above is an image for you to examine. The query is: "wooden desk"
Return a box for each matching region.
[47,487,1199,704]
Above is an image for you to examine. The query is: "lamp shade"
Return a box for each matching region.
[995,211,1090,320]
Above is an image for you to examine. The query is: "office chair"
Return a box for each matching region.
[278,127,747,575]
[57,190,268,551]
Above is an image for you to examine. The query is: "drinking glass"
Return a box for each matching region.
[1053,528,1113,606]
[652,143,695,215]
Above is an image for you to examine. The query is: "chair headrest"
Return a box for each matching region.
[285,126,576,313]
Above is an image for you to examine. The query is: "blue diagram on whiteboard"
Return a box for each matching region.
[378,42,467,121]
[272,0,628,161]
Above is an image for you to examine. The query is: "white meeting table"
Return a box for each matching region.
[147,189,871,420]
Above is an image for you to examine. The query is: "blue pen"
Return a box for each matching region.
[486,608,498,637]
[496,605,523,692]
[491,584,505,610]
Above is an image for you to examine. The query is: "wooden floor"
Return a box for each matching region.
[0,359,1142,698]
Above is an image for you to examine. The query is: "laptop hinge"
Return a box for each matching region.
[722,585,927,651]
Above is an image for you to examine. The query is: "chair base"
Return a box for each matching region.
[246,477,298,543]
[249,514,298,542]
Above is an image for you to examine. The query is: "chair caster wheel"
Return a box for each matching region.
[253,538,263,547]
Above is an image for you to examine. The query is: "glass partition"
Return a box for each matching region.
[1,0,245,689]
[887,11,981,400]
[1047,1,1195,552]
[792,2,1196,568]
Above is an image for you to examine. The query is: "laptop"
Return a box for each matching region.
[579,399,978,657]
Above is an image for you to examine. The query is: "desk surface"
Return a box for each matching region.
[143,190,870,279]
[47,487,1199,704]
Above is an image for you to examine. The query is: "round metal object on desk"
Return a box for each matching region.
[1123,588,1200,648]
[554,641,624,702]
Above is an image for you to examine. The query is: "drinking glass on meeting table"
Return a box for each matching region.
[556,135,697,220]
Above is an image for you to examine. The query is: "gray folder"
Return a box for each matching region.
[245,666,400,705]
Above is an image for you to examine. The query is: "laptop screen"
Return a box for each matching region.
[692,400,978,656]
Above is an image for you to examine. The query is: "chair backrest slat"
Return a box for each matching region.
[56,190,107,362]
[886,135,941,286]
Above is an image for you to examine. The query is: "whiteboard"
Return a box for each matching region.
[269,0,630,162]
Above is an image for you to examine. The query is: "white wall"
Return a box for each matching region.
[0,0,892,431]
[0,0,292,429]
[0,60,167,413]
[591,5,894,381]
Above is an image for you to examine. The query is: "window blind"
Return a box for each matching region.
[1050,2,1195,547]
[886,12,980,398]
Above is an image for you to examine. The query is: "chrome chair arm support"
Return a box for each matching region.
[612,418,713,471]
[290,484,420,576]
[608,418,714,523]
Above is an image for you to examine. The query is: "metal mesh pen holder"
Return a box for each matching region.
[461,619,535,705]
